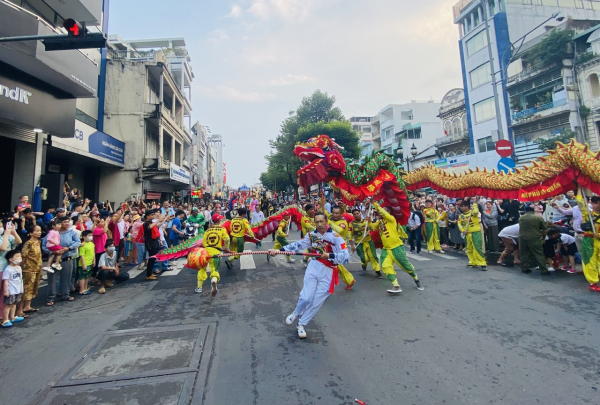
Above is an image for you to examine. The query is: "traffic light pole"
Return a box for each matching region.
[0,34,71,43]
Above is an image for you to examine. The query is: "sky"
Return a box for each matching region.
[109,0,464,188]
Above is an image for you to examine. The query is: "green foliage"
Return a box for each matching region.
[296,121,361,160]
[260,90,359,192]
[527,29,573,66]
[579,105,591,121]
[534,129,577,151]
[576,51,596,64]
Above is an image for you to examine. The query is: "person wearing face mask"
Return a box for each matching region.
[97,239,129,294]
[78,230,95,295]
[0,220,23,320]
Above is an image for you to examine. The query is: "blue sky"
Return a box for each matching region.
[109,0,463,187]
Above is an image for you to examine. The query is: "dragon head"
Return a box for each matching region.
[294,134,347,189]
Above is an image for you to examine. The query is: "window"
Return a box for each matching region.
[470,62,491,89]
[590,73,600,98]
[407,128,422,139]
[462,115,468,132]
[452,117,462,135]
[76,109,97,129]
[383,127,393,141]
[473,97,496,123]
[466,30,488,57]
[444,121,452,135]
[477,136,495,153]
[362,126,372,133]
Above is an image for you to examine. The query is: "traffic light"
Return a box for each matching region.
[63,19,84,37]
[42,18,106,51]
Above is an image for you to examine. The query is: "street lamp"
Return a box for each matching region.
[395,143,418,171]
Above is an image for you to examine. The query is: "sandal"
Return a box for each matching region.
[62,296,75,302]
[1,321,12,328]
[23,308,39,313]
[16,313,29,318]
[46,301,55,306]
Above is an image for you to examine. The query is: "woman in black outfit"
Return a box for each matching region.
[497,199,521,231]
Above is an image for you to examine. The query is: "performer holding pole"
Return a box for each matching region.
[423,199,444,254]
[226,208,254,269]
[193,214,230,296]
[458,200,487,270]
[270,212,350,339]
[274,211,295,263]
[349,206,381,277]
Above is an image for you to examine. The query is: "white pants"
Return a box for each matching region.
[294,262,333,326]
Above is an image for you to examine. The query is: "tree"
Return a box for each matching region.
[527,29,573,66]
[260,90,359,192]
[296,121,361,160]
[535,129,577,151]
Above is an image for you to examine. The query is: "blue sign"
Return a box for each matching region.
[88,131,125,165]
[434,158,447,166]
[497,157,516,173]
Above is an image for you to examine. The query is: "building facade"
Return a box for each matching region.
[350,116,374,157]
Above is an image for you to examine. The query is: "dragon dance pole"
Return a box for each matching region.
[212,251,322,259]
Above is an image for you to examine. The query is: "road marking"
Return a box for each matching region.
[241,250,256,270]
[127,268,145,279]
[161,266,183,276]
[430,252,457,260]
[406,252,432,261]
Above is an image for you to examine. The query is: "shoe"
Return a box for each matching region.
[436,250,445,254]
[480,266,487,271]
[43,266,54,274]
[297,324,307,339]
[79,290,91,295]
[375,271,384,279]
[387,286,402,294]
[589,284,600,292]
[211,277,218,296]
[345,279,356,291]
[303,259,308,267]
[285,312,297,325]
[98,286,106,294]
[11,316,24,323]
[1,321,12,328]
[521,269,532,274]
[547,266,555,272]
[104,280,114,288]
[417,252,422,255]
[410,250,415,254]
[288,258,296,263]
[466,264,475,268]
[427,250,433,253]
[146,275,158,281]
[225,260,232,269]
[51,263,62,270]
[415,279,424,291]
[361,264,367,271]
[195,287,202,294]
[566,268,577,274]
[497,261,507,267]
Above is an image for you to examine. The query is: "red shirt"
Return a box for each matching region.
[108,221,121,243]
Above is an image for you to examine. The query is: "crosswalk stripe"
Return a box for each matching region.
[127,268,145,279]
[405,252,432,261]
[241,250,256,270]
[430,252,457,260]
[161,267,183,276]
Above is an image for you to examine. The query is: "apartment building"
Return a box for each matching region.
[98,36,195,203]
[350,116,374,157]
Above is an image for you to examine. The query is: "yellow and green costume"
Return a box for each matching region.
[328,217,356,287]
[198,226,230,288]
[228,217,254,262]
[423,207,442,251]
[371,203,419,287]
[578,199,600,285]
[458,205,486,267]
[351,219,380,272]
[274,218,294,262]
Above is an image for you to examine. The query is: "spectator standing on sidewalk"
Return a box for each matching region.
[16,225,42,317]
[91,215,109,278]
[482,201,500,252]
[518,206,549,275]
[41,217,81,305]
[407,206,422,255]
[447,203,463,250]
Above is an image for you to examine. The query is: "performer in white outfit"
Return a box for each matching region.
[270,213,350,339]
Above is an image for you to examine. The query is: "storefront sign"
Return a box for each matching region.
[0,67,75,137]
[170,162,190,184]
[54,120,125,165]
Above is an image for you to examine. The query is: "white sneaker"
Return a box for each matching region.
[387,286,403,294]
[194,287,202,294]
[43,266,54,274]
[287,258,296,263]
[285,312,297,325]
[211,277,218,297]
[297,324,307,339]
[437,250,445,254]
[547,266,556,272]
[427,250,433,253]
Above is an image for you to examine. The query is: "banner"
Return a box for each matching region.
[223,162,227,184]
[170,162,191,184]
[146,191,162,200]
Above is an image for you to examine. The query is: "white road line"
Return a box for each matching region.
[241,250,256,270]
[161,266,183,276]
[430,252,457,260]
[127,268,145,279]
[406,252,432,261]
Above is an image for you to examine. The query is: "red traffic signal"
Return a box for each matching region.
[63,19,84,37]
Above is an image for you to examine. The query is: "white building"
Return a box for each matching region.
[350,116,374,157]
[375,101,443,169]
[208,134,224,197]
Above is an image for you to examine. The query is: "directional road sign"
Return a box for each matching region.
[497,157,516,173]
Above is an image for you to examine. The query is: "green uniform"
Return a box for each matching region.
[518,213,548,273]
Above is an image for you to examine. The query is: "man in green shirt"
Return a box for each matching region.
[519,206,549,275]
[187,207,206,236]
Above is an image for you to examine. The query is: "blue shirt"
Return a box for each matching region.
[43,212,54,224]
[41,228,81,258]
[325,202,332,214]
[161,207,175,229]
[169,217,182,241]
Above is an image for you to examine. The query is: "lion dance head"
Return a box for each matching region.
[294,135,347,189]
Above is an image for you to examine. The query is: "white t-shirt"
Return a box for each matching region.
[559,234,576,245]
[2,265,23,295]
[251,211,265,224]
[117,219,125,239]
[498,224,520,239]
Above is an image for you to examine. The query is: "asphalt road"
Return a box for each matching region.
[1,229,599,405]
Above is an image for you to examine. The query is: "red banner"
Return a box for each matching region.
[146,191,162,200]
[223,163,227,184]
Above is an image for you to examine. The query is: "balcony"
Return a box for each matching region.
[511,98,568,122]
[108,49,167,65]
[158,157,170,170]
[453,0,476,19]
[160,104,184,134]
[436,130,469,147]
[506,63,558,87]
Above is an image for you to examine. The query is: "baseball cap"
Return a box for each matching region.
[56,208,66,212]
[212,214,224,223]
[90,210,100,217]
[192,207,198,211]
